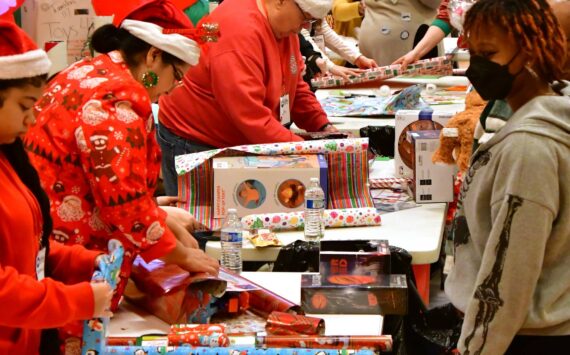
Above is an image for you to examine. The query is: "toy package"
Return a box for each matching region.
[213,155,328,218]
[395,109,456,177]
[300,274,407,315]
[319,240,391,277]
[408,130,457,203]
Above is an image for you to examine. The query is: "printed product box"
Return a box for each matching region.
[319,240,391,277]
[300,274,407,315]
[408,130,457,203]
[213,155,328,218]
[395,110,456,177]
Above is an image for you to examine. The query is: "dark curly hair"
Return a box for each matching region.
[463,0,567,84]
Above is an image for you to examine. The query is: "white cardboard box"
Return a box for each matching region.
[213,155,328,218]
[394,109,456,177]
[21,0,95,64]
[408,130,457,203]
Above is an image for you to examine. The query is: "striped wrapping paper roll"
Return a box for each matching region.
[241,208,381,231]
[106,346,375,355]
[369,177,412,190]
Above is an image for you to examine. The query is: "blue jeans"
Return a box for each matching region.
[156,123,214,196]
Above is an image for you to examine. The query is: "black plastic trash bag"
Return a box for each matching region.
[360,125,396,158]
[384,246,462,355]
[273,240,319,272]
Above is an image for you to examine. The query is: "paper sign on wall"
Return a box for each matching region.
[21,0,95,64]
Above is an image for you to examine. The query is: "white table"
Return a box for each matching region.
[109,273,383,338]
[292,78,468,136]
[241,272,383,336]
[206,203,446,266]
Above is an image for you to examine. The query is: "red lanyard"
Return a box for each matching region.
[260,0,289,94]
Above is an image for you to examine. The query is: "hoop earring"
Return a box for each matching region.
[141,71,159,88]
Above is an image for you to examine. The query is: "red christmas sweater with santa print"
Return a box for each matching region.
[25,51,176,281]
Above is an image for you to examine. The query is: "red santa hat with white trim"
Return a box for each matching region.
[0,20,51,80]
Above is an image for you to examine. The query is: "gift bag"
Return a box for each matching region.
[176,139,375,229]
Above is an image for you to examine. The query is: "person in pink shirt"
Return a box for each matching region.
[158,0,337,196]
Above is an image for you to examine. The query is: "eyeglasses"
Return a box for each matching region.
[294,2,317,25]
[171,63,185,82]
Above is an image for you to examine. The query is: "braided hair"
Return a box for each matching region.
[0,75,60,355]
[463,0,567,84]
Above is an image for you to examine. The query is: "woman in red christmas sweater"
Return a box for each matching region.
[24,0,220,314]
[0,21,113,354]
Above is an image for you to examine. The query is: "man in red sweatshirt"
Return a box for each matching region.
[158,0,335,195]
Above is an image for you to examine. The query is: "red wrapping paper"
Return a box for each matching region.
[259,335,393,351]
[265,312,325,336]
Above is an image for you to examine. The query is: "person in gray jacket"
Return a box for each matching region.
[444,0,570,354]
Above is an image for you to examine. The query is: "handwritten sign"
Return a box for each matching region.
[21,0,94,64]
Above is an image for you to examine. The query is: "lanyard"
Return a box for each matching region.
[260,0,289,94]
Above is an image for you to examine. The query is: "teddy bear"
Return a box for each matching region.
[432,90,488,172]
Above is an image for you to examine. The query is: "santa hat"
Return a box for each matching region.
[295,0,332,20]
[0,20,51,80]
[93,0,206,66]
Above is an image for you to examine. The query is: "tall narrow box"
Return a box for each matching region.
[408,130,457,203]
[213,155,328,218]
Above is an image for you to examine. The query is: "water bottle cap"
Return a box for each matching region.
[310,177,319,182]
[228,208,237,213]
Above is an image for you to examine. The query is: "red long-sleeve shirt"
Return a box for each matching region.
[0,152,99,354]
[159,0,329,148]
[25,51,176,273]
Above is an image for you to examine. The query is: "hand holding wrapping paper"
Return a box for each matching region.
[266,311,325,336]
[242,208,381,231]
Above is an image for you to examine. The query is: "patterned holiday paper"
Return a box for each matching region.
[106,346,375,354]
[311,56,453,89]
[241,208,381,231]
[176,139,374,229]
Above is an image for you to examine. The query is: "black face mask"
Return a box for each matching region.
[466,52,522,101]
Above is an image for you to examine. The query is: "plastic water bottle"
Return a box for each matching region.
[221,208,243,273]
[304,178,325,241]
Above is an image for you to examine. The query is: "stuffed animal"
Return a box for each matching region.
[432,90,487,172]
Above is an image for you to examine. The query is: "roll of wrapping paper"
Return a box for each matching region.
[221,271,303,318]
[168,324,229,346]
[369,177,412,190]
[106,346,375,355]
[168,332,229,347]
[311,56,453,89]
[242,208,381,232]
[257,335,393,352]
[265,312,325,336]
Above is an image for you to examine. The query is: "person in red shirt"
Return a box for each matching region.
[0,21,113,354]
[158,0,338,196]
[25,0,220,323]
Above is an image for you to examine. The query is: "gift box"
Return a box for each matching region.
[319,240,391,277]
[408,130,457,203]
[124,257,227,324]
[213,155,328,219]
[176,139,374,230]
[21,0,96,64]
[395,109,456,177]
[300,274,407,315]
